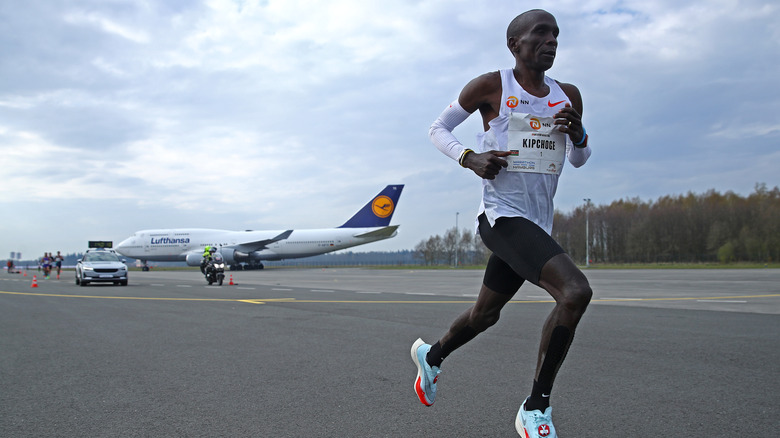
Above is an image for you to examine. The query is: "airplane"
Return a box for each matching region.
[115,185,404,271]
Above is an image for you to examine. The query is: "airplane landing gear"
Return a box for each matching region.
[229,262,264,271]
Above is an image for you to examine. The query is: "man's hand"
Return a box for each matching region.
[554,103,585,144]
[462,150,511,180]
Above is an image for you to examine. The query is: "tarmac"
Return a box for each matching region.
[1,267,778,437]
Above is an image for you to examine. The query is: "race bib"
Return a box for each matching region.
[506,113,566,175]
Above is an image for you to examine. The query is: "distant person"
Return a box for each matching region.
[201,246,216,274]
[41,253,52,279]
[411,10,593,438]
[6,259,13,274]
[55,251,64,278]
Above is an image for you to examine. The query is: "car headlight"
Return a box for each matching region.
[83,266,94,271]
[118,265,127,271]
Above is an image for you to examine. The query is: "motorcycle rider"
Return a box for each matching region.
[200,246,216,274]
[205,251,225,285]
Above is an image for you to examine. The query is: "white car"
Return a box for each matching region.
[75,249,128,286]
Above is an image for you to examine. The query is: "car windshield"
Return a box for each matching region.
[84,252,121,262]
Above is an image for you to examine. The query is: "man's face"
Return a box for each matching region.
[509,12,559,71]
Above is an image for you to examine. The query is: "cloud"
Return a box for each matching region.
[63,11,151,44]
[0,0,778,257]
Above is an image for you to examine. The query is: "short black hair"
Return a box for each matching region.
[506,9,552,40]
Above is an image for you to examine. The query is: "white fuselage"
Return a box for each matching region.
[115,226,397,262]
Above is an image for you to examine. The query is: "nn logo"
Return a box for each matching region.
[506,96,530,108]
[529,118,552,130]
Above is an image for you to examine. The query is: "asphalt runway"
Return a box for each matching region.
[1,268,778,437]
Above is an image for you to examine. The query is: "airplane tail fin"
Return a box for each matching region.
[338,185,404,228]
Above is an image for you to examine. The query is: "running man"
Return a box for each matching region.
[55,251,64,278]
[41,253,51,279]
[411,10,593,437]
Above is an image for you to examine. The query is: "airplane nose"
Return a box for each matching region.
[115,236,133,252]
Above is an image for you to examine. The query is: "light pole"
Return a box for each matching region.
[454,212,459,267]
[584,198,591,267]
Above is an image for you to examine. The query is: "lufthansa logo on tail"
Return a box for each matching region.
[372,195,394,218]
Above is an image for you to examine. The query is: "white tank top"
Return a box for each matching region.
[476,68,574,235]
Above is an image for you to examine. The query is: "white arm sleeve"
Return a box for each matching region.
[567,141,592,168]
[429,100,472,161]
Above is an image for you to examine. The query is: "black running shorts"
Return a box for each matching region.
[478,213,565,295]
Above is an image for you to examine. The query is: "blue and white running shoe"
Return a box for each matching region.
[411,338,441,407]
[515,397,557,437]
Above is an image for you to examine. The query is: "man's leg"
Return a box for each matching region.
[525,252,592,412]
[412,254,521,406]
[476,215,592,413]
[427,282,515,367]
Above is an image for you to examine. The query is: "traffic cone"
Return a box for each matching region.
[31,275,38,288]
[229,275,234,286]
[23,270,27,277]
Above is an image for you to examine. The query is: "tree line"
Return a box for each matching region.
[413,227,491,266]
[414,184,780,265]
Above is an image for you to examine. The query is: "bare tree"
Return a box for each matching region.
[416,184,779,265]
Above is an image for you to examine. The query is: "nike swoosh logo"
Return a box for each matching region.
[548,100,565,107]
[542,393,550,398]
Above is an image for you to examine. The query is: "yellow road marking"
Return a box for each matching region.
[237,298,297,305]
[0,291,236,302]
[1,290,779,304]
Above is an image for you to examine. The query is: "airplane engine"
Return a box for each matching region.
[218,250,260,265]
[218,249,241,265]
[219,250,265,269]
[185,253,204,266]
[187,250,262,268]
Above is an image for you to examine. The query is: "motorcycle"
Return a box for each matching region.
[205,252,226,285]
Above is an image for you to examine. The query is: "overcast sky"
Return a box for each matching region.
[1,0,778,259]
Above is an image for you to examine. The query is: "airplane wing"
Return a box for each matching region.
[352,225,399,239]
[232,230,293,252]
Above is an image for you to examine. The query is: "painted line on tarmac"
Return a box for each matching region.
[0,291,242,302]
[237,298,297,305]
[1,290,778,305]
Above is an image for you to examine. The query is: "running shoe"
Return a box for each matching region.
[410,338,441,407]
[515,397,557,438]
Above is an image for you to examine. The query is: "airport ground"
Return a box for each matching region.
[1,268,778,437]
